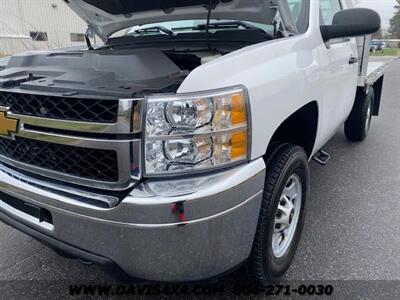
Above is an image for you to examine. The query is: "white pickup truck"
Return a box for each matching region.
[0,0,390,283]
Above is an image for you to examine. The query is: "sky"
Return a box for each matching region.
[357,0,398,30]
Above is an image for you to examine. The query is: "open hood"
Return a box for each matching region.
[65,0,296,41]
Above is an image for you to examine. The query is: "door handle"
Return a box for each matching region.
[349,57,358,65]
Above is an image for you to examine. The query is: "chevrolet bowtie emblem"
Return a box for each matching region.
[0,109,19,138]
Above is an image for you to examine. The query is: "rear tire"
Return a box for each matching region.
[247,144,310,284]
[345,87,374,142]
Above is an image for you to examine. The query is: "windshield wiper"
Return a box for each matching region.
[133,26,176,38]
[194,21,266,32]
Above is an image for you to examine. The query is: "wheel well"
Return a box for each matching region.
[268,102,318,158]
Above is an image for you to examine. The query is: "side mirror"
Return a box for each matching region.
[320,8,381,42]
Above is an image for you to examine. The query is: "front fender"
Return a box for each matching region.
[178,32,323,160]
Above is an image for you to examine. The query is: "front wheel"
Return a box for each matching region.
[345,87,374,142]
[247,144,310,284]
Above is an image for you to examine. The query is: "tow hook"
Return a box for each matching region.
[313,149,331,166]
[171,202,187,224]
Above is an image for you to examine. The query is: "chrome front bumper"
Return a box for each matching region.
[0,159,265,281]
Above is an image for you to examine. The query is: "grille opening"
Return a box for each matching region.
[0,92,119,123]
[0,191,53,225]
[39,207,53,224]
[0,136,119,182]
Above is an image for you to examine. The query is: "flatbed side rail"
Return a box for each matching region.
[357,35,398,87]
[356,35,399,116]
[359,62,392,87]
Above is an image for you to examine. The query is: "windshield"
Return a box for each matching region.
[124,19,275,37]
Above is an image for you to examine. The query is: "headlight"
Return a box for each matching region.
[144,87,250,176]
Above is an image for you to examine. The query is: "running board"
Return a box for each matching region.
[313,150,331,166]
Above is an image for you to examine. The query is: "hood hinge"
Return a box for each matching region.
[85,25,108,49]
[85,26,96,50]
[271,5,287,38]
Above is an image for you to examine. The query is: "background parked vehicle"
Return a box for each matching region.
[370,40,386,51]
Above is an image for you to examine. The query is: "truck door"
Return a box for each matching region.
[318,0,359,144]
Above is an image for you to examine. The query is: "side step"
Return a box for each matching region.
[313,150,331,166]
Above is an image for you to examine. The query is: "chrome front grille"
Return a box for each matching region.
[0,92,119,123]
[0,90,143,191]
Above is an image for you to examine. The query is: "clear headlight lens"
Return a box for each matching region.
[145,87,250,176]
[164,136,213,164]
[166,98,213,129]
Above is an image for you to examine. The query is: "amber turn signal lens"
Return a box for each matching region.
[230,130,248,160]
[231,93,247,125]
[231,93,247,126]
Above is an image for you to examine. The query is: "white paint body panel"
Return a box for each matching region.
[178,0,359,159]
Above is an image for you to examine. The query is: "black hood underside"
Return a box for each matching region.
[82,0,232,15]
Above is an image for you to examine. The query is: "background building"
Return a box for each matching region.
[0,0,86,57]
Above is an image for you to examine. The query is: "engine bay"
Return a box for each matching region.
[0,28,273,98]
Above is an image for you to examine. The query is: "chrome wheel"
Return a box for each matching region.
[272,174,302,258]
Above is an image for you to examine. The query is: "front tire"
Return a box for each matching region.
[247,144,310,284]
[345,87,374,142]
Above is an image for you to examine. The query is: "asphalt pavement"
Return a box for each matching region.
[0,58,399,296]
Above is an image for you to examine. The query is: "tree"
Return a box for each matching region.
[389,0,400,38]
[372,29,383,39]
